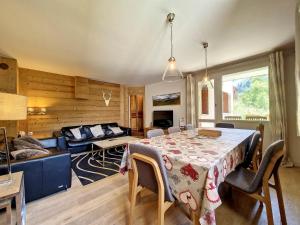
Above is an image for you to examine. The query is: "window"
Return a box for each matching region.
[222,67,269,121]
[198,80,215,120]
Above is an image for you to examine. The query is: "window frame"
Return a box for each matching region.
[197,79,215,121]
[221,66,270,122]
[196,62,270,126]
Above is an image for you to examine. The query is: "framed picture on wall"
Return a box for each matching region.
[152,92,181,106]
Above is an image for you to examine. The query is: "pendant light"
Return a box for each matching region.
[162,13,183,81]
[200,42,213,88]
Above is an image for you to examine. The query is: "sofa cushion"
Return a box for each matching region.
[11,149,50,160]
[67,135,110,147]
[82,126,93,139]
[67,139,94,147]
[103,127,114,136]
[64,130,75,140]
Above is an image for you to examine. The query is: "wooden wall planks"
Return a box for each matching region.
[18,68,121,138]
[74,76,89,99]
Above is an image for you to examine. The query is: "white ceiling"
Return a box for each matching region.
[0,0,296,85]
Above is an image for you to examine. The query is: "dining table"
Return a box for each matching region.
[120,128,255,225]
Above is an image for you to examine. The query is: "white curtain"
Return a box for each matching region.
[269,51,289,162]
[296,1,300,136]
[186,74,196,127]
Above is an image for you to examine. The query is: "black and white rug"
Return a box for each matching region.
[71,147,125,186]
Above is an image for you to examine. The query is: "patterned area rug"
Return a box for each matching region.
[71,146,125,186]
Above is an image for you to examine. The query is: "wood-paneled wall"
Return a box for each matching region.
[19,68,121,138]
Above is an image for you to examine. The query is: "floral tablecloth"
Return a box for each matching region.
[120,128,254,225]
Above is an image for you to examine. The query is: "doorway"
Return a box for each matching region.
[129,95,144,137]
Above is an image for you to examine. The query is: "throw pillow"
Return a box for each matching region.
[90,125,105,138]
[109,126,123,135]
[11,149,49,160]
[18,136,44,148]
[70,127,82,140]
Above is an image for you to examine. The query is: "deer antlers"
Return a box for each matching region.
[102,90,112,106]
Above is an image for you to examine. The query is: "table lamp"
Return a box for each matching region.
[0,92,27,184]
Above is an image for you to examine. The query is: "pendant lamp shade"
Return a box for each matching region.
[0,92,27,185]
[199,42,213,88]
[162,56,183,81]
[162,13,183,82]
[0,92,27,120]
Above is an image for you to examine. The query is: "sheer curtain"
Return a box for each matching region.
[296,2,300,136]
[186,74,196,127]
[269,51,289,163]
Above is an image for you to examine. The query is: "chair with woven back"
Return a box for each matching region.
[147,129,164,139]
[252,123,265,170]
[242,131,261,170]
[167,126,181,134]
[185,124,193,130]
[128,143,177,225]
[225,140,287,225]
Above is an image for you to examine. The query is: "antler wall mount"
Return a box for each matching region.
[102,90,112,106]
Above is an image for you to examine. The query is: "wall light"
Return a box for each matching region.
[27,107,47,115]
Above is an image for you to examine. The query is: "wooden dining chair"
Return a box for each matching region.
[225,140,287,225]
[215,122,234,128]
[128,143,176,225]
[242,131,261,170]
[167,127,181,134]
[185,124,193,130]
[147,129,164,138]
[256,123,265,165]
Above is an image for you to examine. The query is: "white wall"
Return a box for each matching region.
[144,79,186,128]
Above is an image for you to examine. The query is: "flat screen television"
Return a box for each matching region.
[153,110,173,128]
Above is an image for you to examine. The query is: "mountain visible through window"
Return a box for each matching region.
[222,67,269,121]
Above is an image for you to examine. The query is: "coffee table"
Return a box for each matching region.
[91,136,140,166]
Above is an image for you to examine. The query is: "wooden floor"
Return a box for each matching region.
[1,168,300,225]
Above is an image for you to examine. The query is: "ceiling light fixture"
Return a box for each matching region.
[162,13,183,82]
[199,42,213,88]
